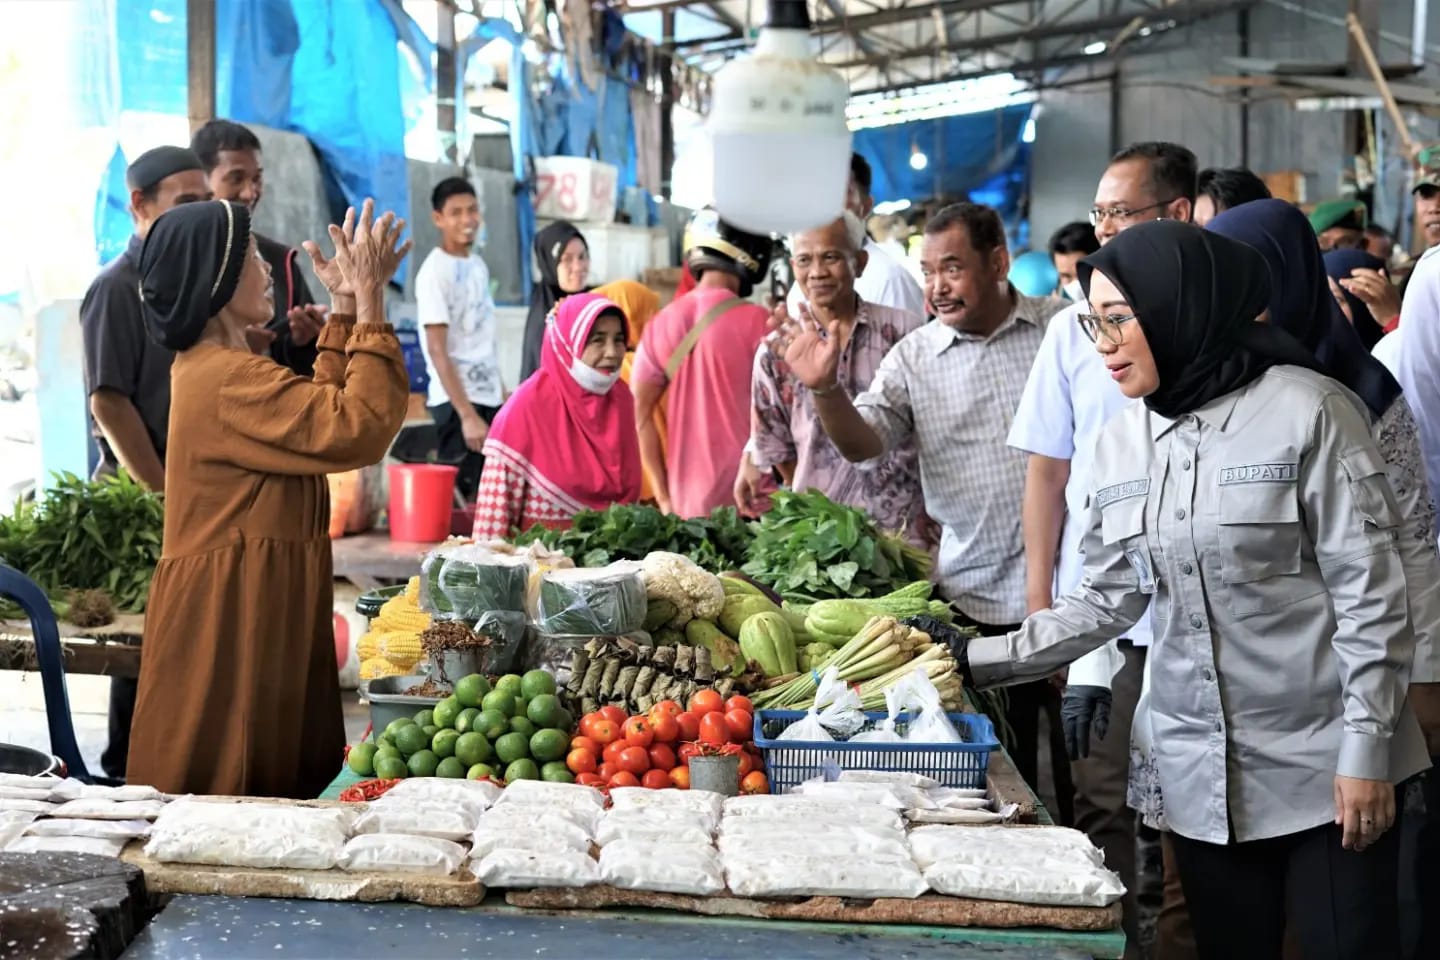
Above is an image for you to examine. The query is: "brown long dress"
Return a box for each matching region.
[127,317,408,797]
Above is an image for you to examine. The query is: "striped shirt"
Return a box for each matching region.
[855,288,1065,622]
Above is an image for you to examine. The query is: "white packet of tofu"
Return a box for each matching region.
[339,834,467,876]
[849,686,905,743]
[354,801,479,841]
[154,799,358,835]
[792,779,934,811]
[721,795,905,833]
[473,848,599,888]
[595,810,714,847]
[471,813,593,856]
[0,774,61,790]
[50,798,168,821]
[379,778,501,813]
[776,666,865,742]
[718,819,907,856]
[907,824,1105,870]
[906,806,1017,825]
[837,770,941,789]
[0,812,38,850]
[48,781,163,803]
[599,840,724,895]
[475,802,599,837]
[607,787,724,825]
[896,667,962,743]
[492,780,606,812]
[7,835,127,857]
[145,823,345,870]
[0,786,55,801]
[0,798,59,815]
[924,860,1125,907]
[23,818,151,840]
[722,852,928,899]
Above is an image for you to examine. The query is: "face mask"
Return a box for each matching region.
[1062,279,1084,302]
[548,313,619,395]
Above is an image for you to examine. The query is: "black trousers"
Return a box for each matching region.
[428,402,498,502]
[101,676,136,779]
[1401,764,1439,959]
[1169,817,1402,960]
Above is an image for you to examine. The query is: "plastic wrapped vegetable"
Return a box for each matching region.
[420,544,531,619]
[536,563,647,636]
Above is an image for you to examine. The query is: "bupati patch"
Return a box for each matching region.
[1096,479,1149,508]
[1218,462,1298,485]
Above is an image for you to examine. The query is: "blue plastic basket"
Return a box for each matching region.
[753,709,999,793]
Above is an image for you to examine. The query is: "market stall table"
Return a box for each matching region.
[0,612,143,678]
[331,531,443,591]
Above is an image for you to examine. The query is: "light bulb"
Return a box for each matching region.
[709,1,852,235]
[910,150,928,171]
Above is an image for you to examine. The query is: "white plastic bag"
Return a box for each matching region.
[493,780,606,813]
[0,798,58,814]
[721,851,927,899]
[476,802,600,837]
[146,801,351,870]
[49,798,168,821]
[354,801,479,841]
[154,799,358,835]
[849,686,905,743]
[23,818,151,840]
[339,834,467,876]
[776,666,865,741]
[599,840,724,895]
[718,819,907,857]
[0,812,37,850]
[0,786,54,801]
[924,860,1125,907]
[473,848,599,888]
[792,779,933,811]
[471,811,593,855]
[837,770,940,789]
[7,835,127,857]
[0,774,60,790]
[48,780,163,803]
[595,810,714,847]
[906,825,1105,870]
[906,806,1018,825]
[373,778,501,813]
[721,795,905,833]
[897,667,962,743]
[608,787,724,825]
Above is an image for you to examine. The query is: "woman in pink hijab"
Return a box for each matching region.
[472,293,642,538]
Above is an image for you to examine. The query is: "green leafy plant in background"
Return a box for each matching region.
[514,504,753,572]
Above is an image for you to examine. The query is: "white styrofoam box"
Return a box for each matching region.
[534,157,619,224]
[534,220,669,296]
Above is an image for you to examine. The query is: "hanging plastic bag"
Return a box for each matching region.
[898,666,963,743]
[776,665,865,742]
[849,685,904,743]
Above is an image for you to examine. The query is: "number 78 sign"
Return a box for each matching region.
[534,157,619,222]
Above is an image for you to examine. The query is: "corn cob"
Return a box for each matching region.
[375,596,431,633]
[375,631,424,667]
[404,576,421,603]
[360,656,405,680]
[357,631,382,661]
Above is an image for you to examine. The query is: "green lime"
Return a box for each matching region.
[529,728,568,763]
[467,762,497,780]
[384,718,416,740]
[554,707,574,733]
[433,695,462,729]
[454,674,492,709]
[436,757,466,779]
[526,694,560,728]
[375,754,408,779]
[495,674,524,699]
[521,669,557,699]
[412,709,435,728]
[432,728,460,759]
[454,708,480,734]
[509,716,536,738]
[455,732,493,767]
[475,708,509,740]
[504,758,539,782]
[407,749,440,778]
[511,696,529,720]
[494,731,530,765]
[347,743,377,776]
[481,690,515,717]
[540,761,574,783]
[377,733,397,752]
[421,724,439,738]
[395,723,431,757]
[375,743,401,760]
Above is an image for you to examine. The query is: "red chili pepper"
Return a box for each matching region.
[338,778,402,802]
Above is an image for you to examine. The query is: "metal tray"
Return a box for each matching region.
[360,675,448,736]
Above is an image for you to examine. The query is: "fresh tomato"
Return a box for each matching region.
[577,713,601,740]
[650,699,683,720]
[723,708,754,742]
[590,718,622,746]
[570,735,600,756]
[641,769,671,790]
[617,745,651,775]
[603,739,629,767]
[668,766,691,789]
[675,712,701,741]
[566,748,598,775]
[609,770,641,788]
[737,751,755,777]
[575,772,605,787]
[699,712,731,746]
[597,762,616,781]
[689,689,725,716]
[740,770,769,795]
[622,716,655,748]
[724,694,754,714]
[647,743,677,772]
[649,712,680,743]
[599,705,628,727]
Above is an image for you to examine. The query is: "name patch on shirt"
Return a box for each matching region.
[1217,462,1298,485]
[1095,479,1150,508]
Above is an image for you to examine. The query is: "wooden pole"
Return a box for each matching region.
[186,0,216,134]
[660,10,676,201]
[437,0,458,164]
[1345,11,1419,159]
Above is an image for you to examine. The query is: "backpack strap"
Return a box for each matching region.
[663,297,745,381]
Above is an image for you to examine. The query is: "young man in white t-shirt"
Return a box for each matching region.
[417,177,504,501]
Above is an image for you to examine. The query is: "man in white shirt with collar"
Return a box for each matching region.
[1009,141,1198,960]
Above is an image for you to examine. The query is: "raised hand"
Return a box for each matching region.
[782,302,842,392]
[303,199,414,297]
[302,206,356,297]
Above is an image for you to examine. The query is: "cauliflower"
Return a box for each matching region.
[639,552,726,629]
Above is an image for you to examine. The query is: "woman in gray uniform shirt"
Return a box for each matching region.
[963,221,1429,960]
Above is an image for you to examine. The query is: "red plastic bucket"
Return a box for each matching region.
[387,464,459,542]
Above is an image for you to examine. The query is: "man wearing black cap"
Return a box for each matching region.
[191,119,325,375]
[79,144,207,779]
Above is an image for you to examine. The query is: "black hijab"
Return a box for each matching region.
[1078,219,1323,419]
[520,220,588,380]
[1206,199,1400,417]
[138,200,252,351]
[1323,247,1390,351]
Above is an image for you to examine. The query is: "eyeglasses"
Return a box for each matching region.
[1078,312,1138,345]
[1088,199,1176,227]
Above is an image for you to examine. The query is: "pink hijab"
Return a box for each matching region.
[484,293,642,514]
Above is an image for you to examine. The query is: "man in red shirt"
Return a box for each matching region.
[632,210,773,517]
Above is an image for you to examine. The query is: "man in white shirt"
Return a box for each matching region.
[787,152,926,317]
[416,177,504,501]
[1009,141,1198,960]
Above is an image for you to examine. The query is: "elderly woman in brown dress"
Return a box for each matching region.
[126,199,410,797]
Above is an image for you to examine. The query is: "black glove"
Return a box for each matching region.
[903,615,971,680]
[1061,685,1112,761]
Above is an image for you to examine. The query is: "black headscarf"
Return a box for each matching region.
[138,200,252,351]
[1204,200,1400,417]
[1323,247,1390,351]
[520,220,588,380]
[1078,219,1323,419]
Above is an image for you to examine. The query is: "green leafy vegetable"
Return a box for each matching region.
[513,504,753,572]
